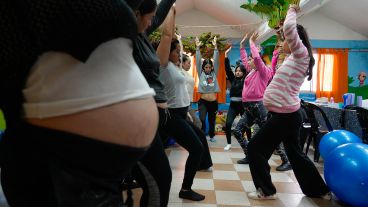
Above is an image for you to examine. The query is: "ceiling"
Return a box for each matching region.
[319,0,368,37]
[163,0,368,39]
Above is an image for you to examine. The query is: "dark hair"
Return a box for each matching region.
[126,0,157,15]
[138,0,157,14]
[235,64,247,78]
[182,54,190,63]
[236,64,246,73]
[125,0,143,10]
[201,59,213,72]
[297,24,314,81]
[170,39,180,52]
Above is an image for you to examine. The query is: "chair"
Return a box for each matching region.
[300,100,334,162]
[342,105,368,144]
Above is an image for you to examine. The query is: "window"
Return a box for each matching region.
[300,50,334,92]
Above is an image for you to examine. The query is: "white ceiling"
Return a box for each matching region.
[167,0,368,40]
[319,0,368,37]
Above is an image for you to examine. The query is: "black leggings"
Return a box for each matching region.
[132,108,172,207]
[225,101,245,144]
[247,109,329,197]
[198,98,218,138]
[164,107,207,189]
[0,122,147,207]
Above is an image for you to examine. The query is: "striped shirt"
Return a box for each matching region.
[263,8,309,113]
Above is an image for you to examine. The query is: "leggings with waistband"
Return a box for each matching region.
[0,121,147,207]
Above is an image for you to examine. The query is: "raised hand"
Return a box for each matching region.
[250,31,259,44]
[195,37,202,47]
[240,33,248,46]
[289,4,300,12]
[225,45,232,57]
[212,36,217,48]
[175,33,182,40]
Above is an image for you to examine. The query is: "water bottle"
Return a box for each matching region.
[330,97,334,104]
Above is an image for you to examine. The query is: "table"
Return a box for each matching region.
[312,103,362,138]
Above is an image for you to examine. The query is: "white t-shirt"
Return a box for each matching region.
[160,62,190,108]
[23,38,155,118]
[182,70,195,102]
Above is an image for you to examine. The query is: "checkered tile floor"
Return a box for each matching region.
[128,135,349,207]
[0,135,349,207]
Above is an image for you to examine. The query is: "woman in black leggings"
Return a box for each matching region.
[223,45,250,151]
[157,8,212,201]
[126,0,175,206]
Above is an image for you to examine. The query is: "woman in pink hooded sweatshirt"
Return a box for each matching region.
[232,32,286,166]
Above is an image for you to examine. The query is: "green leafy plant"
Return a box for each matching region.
[149,31,229,59]
[184,32,229,59]
[240,0,300,29]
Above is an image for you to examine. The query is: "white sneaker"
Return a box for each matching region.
[321,192,332,200]
[248,188,277,200]
[224,144,231,151]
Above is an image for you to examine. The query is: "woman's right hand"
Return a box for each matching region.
[195,37,202,48]
[157,102,168,109]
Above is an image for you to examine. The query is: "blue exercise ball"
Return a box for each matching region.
[319,130,361,159]
[324,143,368,207]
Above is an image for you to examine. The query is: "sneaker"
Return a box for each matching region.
[276,162,292,171]
[209,138,216,142]
[224,144,231,151]
[248,188,277,200]
[237,157,249,164]
[179,189,205,201]
[321,192,332,200]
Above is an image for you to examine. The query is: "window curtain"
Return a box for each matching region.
[316,48,348,103]
[191,53,227,103]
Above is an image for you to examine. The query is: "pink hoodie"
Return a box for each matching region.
[240,44,278,102]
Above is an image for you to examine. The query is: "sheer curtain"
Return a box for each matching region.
[316,48,348,102]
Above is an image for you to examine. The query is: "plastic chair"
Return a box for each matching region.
[342,105,368,144]
[300,100,334,162]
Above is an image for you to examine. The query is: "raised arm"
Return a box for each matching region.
[146,0,176,35]
[249,32,272,79]
[195,37,203,77]
[283,5,307,57]
[224,46,235,82]
[239,34,251,72]
[156,6,175,67]
[212,36,220,75]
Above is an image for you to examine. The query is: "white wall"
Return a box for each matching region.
[299,11,368,40]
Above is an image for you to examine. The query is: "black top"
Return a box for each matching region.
[225,57,244,98]
[133,0,176,103]
[0,0,138,127]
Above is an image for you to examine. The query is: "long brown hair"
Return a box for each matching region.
[297,24,314,81]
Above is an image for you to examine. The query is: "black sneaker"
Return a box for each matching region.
[179,189,205,201]
[276,162,292,171]
[237,157,249,164]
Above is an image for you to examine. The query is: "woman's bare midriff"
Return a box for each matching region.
[26,97,158,148]
[200,93,217,102]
